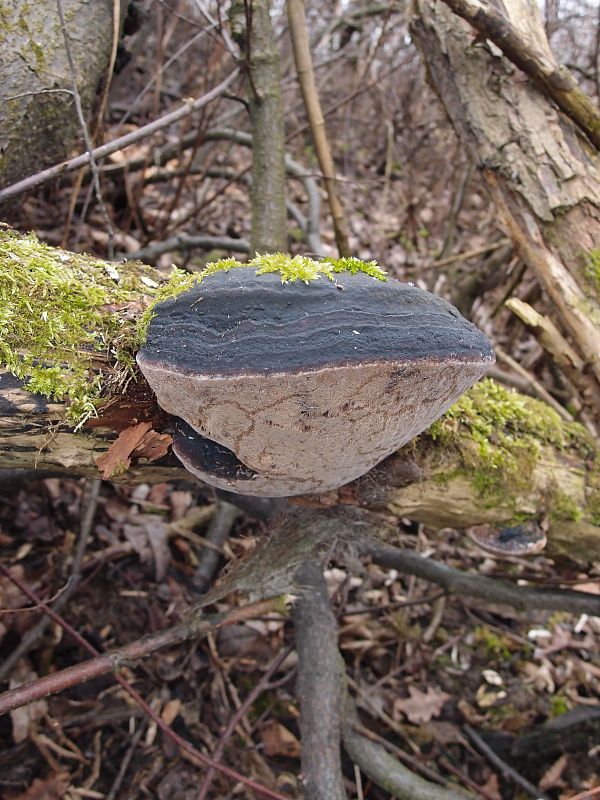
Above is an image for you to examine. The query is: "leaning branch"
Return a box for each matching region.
[365,544,600,615]
[439,0,600,150]
[0,590,287,717]
[287,0,351,255]
[0,70,239,203]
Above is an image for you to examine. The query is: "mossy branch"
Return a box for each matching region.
[0,228,599,560]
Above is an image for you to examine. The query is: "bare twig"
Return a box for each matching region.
[0,566,291,798]
[430,238,511,269]
[439,163,473,260]
[0,480,101,681]
[365,543,600,615]
[193,0,238,59]
[196,644,293,799]
[0,567,287,720]
[118,28,215,128]
[126,233,250,262]
[505,297,600,420]
[287,0,351,256]
[343,700,473,800]
[105,720,146,800]
[192,500,240,594]
[464,724,549,800]
[122,126,322,253]
[0,70,239,203]
[293,559,347,800]
[495,347,573,421]
[439,0,600,149]
[349,721,455,788]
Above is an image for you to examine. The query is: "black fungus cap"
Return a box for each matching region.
[140,268,494,376]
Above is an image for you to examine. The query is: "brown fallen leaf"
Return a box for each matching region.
[540,754,569,791]
[260,720,301,758]
[393,685,450,724]
[132,429,173,461]
[9,662,48,744]
[6,772,70,800]
[95,422,152,479]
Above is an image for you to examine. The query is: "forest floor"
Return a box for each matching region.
[0,476,598,800]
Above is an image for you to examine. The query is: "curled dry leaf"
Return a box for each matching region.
[95,422,172,480]
[260,720,301,758]
[132,428,173,461]
[393,685,450,724]
[95,422,152,479]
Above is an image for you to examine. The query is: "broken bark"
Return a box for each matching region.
[412,0,600,413]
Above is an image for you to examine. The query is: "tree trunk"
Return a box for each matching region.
[0,0,118,195]
[229,0,288,254]
[411,0,600,413]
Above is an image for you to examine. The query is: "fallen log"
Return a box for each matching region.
[0,226,598,560]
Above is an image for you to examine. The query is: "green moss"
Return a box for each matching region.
[136,252,387,342]
[549,489,582,522]
[427,379,590,498]
[587,489,600,526]
[0,227,161,425]
[584,248,600,291]
[473,625,512,660]
[549,695,571,717]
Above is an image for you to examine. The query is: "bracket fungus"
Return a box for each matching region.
[137,257,494,497]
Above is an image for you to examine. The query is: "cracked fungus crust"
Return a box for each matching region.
[137,265,494,496]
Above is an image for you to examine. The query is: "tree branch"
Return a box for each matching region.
[343,699,473,800]
[0,70,240,204]
[438,0,600,150]
[365,543,600,615]
[0,579,287,718]
[293,559,347,800]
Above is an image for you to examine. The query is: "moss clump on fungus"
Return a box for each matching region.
[0,227,161,425]
[136,253,387,343]
[427,379,591,498]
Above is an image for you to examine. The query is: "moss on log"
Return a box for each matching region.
[1,227,599,560]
